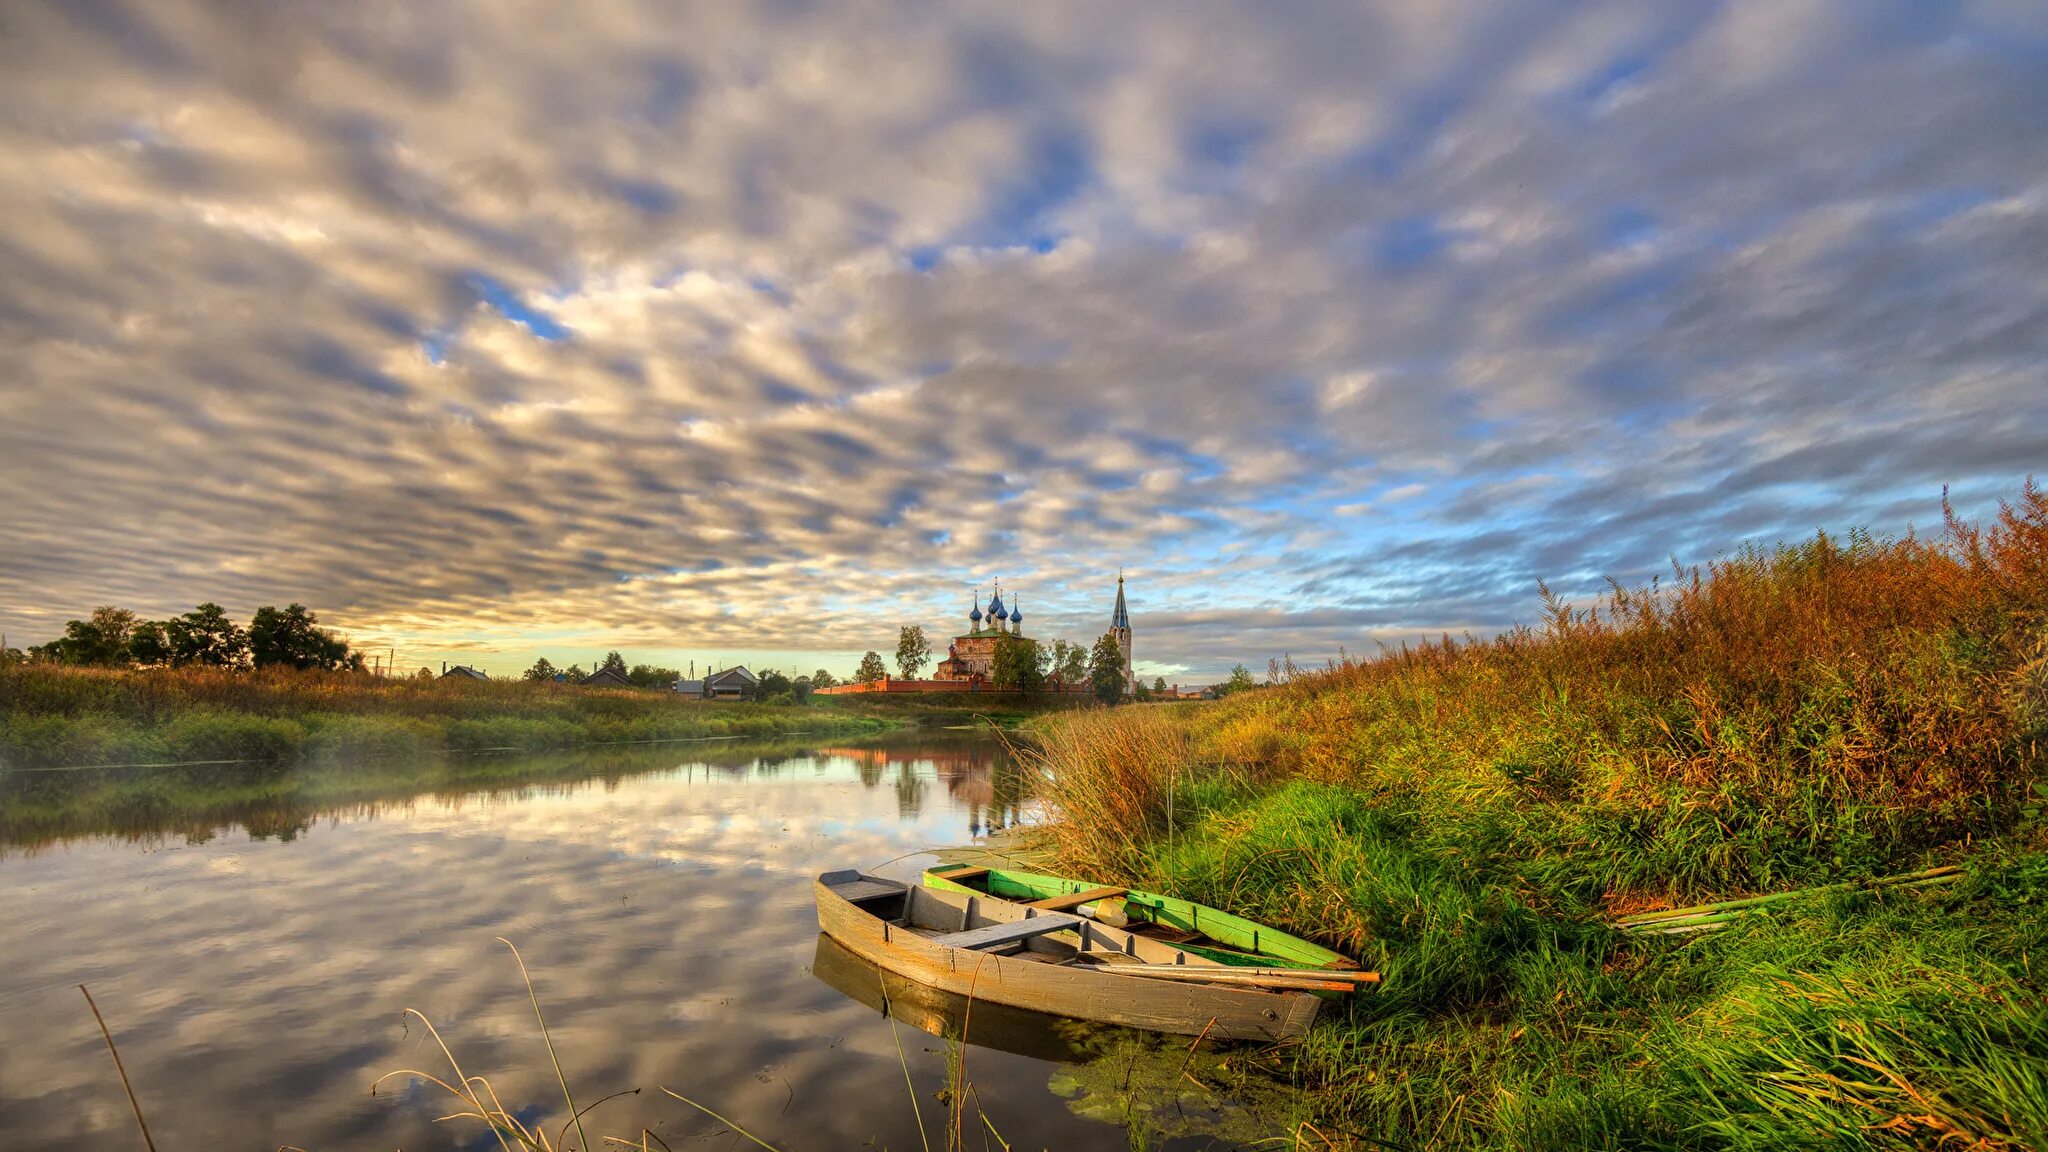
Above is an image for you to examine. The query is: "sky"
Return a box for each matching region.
[1,1,2044,683]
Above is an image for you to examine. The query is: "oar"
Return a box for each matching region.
[1081,963,1380,993]
[1615,866,1963,932]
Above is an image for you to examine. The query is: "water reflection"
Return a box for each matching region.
[811,933,1110,1064]
[0,731,1210,1150]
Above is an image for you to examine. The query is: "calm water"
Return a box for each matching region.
[0,732,1255,1149]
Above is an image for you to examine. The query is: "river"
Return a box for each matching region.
[0,730,1267,1149]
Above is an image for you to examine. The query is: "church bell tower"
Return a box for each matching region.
[1111,572,1133,692]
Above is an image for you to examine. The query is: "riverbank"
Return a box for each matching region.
[0,665,891,768]
[814,688,1093,727]
[1028,494,2048,1148]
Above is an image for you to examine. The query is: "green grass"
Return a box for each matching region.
[0,665,891,768]
[1026,481,2048,1149]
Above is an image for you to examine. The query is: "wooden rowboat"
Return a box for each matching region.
[814,870,1354,1041]
[924,863,1359,971]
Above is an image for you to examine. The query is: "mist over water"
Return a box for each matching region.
[0,732,1186,1149]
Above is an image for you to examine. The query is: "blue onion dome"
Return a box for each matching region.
[1010,598,1023,627]
[989,590,1007,620]
[969,593,982,623]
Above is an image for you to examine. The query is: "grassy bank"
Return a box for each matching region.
[815,689,1093,727]
[0,665,890,768]
[1028,484,2048,1149]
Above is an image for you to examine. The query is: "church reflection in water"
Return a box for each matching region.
[815,736,1032,836]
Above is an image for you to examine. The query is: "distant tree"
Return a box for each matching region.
[167,603,249,668]
[627,663,681,689]
[810,668,839,689]
[1051,639,1089,684]
[895,625,931,680]
[600,651,629,676]
[991,636,1044,693]
[0,647,24,667]
[1154,676,1168,694]
[414,666,435,681]
[1222,664,1257,695]
[523,657,559,682]
[856,650,888,683]
[563,663,587,682]
[52,606,139,665]
[128,620,173,666]
[1089,632,1126,705]
[756,669,795,702]
[248,604,354,671]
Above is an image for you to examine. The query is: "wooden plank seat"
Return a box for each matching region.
[935,866,992,884]
[826,878,906,904]
[1027,886,1126,912]
[931,912,1083,952]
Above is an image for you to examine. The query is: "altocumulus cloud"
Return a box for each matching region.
[1,0,2045,678]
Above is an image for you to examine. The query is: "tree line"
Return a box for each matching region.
[4,603,361,672]
[518,650,842,704]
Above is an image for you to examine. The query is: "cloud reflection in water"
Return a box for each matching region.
[0,734,1115,1150]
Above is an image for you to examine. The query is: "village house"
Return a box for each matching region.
[440,663,489,681]
[703,666,758,700]
[581,666,633,689]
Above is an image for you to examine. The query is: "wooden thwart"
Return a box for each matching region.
[827,878,906,904]
[1027,886,1127,912]
[930,912,1083,952]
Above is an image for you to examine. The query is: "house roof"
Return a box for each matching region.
[441,665,489,680]
[581,666,633,686]
[706,666,757,686]
[672,679,705,693]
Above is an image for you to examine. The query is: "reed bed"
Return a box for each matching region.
[1027,480,2048,1150]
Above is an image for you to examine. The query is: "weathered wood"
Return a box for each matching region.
[814,872,1322,1042]
[1081,963,1374,993]
[828,878,909,904]
[931,913,1084,951]
[1027,886,1127,912]
[932,866,992,885]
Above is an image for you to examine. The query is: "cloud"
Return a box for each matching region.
[1,0,2043,678]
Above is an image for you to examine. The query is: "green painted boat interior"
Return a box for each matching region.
[924,863,1356,970]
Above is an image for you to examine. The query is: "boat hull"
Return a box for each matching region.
[813,873,1319,1042]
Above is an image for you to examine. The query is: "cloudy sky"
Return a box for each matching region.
[2,1,2043,681]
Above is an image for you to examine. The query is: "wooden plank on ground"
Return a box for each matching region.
[931,913,1082,951]
[1028,886,1127,912]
